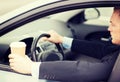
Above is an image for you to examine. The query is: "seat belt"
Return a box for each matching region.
[108,51,120,82]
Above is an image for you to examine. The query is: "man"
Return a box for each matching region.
[9,7,120,82]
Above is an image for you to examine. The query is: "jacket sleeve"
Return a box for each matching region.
[39,52,118,82]
[71,39,119,59]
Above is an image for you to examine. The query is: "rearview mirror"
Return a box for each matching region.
[84,8,100,20]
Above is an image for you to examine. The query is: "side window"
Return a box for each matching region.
[2,9,84,38]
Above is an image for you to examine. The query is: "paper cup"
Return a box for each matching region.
[10,42,26,57]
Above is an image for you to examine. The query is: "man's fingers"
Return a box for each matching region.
[9,58,14,63]
[10,66,14,70]
[8,54,16,59]
[9,63,14,67]
[8,54,20,59]
[40,37,48,41]
[8,54,12,59]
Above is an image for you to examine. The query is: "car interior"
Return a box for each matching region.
[0,6,120,82]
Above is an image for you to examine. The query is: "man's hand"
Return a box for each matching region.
[9,54,34,74]
[40,30,63,43]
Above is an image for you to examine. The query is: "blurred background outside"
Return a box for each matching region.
[0,0,35,16]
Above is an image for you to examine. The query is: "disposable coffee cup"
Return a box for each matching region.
[10,42,26,57]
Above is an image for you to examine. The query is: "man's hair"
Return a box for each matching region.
[114,6,120,10]
[114,6,120,16]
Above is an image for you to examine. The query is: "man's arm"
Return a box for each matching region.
[39,53,117,82]
[71,39,120,59]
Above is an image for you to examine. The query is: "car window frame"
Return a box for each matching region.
[0,0,120,36]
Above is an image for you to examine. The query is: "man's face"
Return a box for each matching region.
[108,9,120,45]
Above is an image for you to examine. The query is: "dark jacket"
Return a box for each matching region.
[39,39,120,82]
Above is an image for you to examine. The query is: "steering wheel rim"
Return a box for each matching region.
[31,33,65,61]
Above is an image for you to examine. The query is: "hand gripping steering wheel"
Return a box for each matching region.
[31,34,65,62]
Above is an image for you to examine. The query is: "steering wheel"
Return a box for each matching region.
[31,34,65,62]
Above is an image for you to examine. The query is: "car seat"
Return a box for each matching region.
[108,50,120,82]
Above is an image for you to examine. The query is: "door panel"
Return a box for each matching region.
[68,23,111,43]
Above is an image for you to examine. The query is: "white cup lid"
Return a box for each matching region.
[10,42,26,48]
